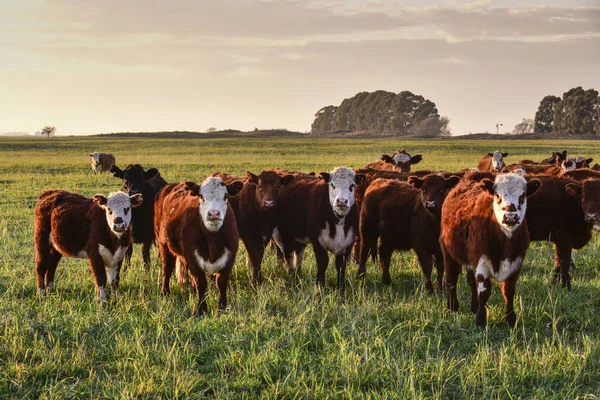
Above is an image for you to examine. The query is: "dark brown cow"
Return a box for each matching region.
[477,151,508,172]
[441,173,541,327]
[154,177,243,315]
[274,167,365,289]
[89,152,116,174]
[34,190,143,300]
[358,174,460,292]
[518,150,567,166]
[565,179,600,231]
[563,168,600,181]
[365,148,423,172]
[236,170,294,284]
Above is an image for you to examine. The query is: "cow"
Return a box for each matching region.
[357,174,460,293]
[440,173,541,327]
[236,170,294,284]
[365,148,423,172]
[90,152,116,174]
[518,150,568,166]
[575,156,593,169]
[154,177,243,315]
[477,151,508,172]
[565,179,600,232]
[34,190,143,301]
[110,164,168,270]
[563,168,600,181]
[274,167,365,289]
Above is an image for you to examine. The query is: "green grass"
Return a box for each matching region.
[1,136,600,398]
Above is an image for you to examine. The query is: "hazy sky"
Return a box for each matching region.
[1,0,599,136]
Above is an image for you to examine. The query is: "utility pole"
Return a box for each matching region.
[496,123,503,134]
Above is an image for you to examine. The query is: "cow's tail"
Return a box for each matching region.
[175,258,189,286]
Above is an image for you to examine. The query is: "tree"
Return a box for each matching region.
[512,118,534,135]
[411,115,451,137]
[40,126,56,138]
[553,87,598,135]
[206,127,217,133]
[311,106,337,135]
[534,95,560,133]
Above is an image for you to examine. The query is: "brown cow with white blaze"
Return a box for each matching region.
[477,151,508,172]
[89,152,116,174]
[154,177,243,315]
[34,190,143,301]
[366,148,423,172]
[441,173,541,327]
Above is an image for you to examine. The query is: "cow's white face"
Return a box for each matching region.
[321,167,361,218]
[94,192,143,236]
[561,157,576,172]
[392,152,411,165]
[198,177,229,232]
[492,151,506,171]
[90,152,101,166]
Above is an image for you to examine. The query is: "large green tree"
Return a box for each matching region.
[538,87,599,135]
[534,95,560,133]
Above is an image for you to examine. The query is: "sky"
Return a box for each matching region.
[1,0,599,136]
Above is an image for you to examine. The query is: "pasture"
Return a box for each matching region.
[1,135,600,398]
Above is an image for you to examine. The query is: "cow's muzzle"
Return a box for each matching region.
[585,213,598,222]
[502,213,520,227]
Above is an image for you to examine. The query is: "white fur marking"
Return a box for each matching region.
[98,286,106,301]
[98,244,126,284]
[475,255,522,282]
[318,221,354,255]
[477,282,486,294]
[392,152,411,164]
[194,248,231,275]
[47,281,54,292]
[326,167,358,218]
[492,174,528,237]
[199,177,229,232]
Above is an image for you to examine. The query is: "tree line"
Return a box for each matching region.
[533,87,599,135]
[311,90,450,137]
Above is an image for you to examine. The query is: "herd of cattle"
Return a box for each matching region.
[32,148,600,327]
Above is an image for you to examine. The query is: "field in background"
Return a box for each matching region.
[1,136,600,398]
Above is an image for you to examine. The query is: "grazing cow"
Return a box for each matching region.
[110,164,168,270]
[477,151,508,172]
[366,148,423,172]
[89,152,116,174]
[274,167,365,289]
[154,177,243,315]
[34,190,143,300]
[358,174,460,292]
[440,173,541,327]
[236,170,294,284]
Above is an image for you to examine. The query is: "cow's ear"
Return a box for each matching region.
[587,158,593,165]
[565,183,582,198]
[527,179,542,197]
[227,180,244,197]
[183,181,200,197]
[130,193,143,207]
[355,174,366,185]
[486,152,493,157]
[410,154,423,165]
[110,165,124,178]
[478,179,495,196]
[89,154,93,157]
[319,172,331,182]
[445,175,461,189]
[381,155,394,164]
[144,168,159,179]
[93,194,107,206]
[408,176,423,189]
[246,171,259,184]
[280,174,294,186]
[561,150,568,158]
[308,172,316,176]
[502,152,509,158]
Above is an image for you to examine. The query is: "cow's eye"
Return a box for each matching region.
[108,209,113,215]
[223,194,228,201]
[124,207,130,215]
[349,184,355,192]
[330,183,336,190]
[258,185,263,191]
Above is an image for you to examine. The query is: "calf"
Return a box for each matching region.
[358,174,460,292]
[236,170,294,284]
[34,190,143,300]
[90,152,115,174]
[365,148,423,172]
[274,167,365,289]
[440,173,541,327]
[477,151,508,172]
[111,164,168,269]
[154,177,243,315]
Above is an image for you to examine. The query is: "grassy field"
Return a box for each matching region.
[1,135,600,398]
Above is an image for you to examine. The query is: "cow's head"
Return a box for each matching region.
[246,170,294,209]
[111,164,158,195]
[487,151,508,172]
[541,150,568,165]
[566,180,600,226]
[575,156,593,169]
[320,167,366,218]
[381,149,423,172]
[561,157,577,173]
[408,174,461,214]
[94,191,143,235]
[184,177,243,232]
[479,173,541,236]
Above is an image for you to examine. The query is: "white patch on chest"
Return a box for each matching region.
[318,221,354,255]
[99,244,127,284]
[477,282,486,294]
[194,248,231,275]
[475,255,522,282]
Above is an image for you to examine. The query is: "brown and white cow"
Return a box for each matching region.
[89,152,116,174]
[34,190,143,301]
[365,149,423,172]
[440,173,541,327]
[358,174,460,292]
[477,151,508,172]
[154,177,243,315]
[274,167,365,289]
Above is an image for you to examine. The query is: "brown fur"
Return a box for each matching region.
[477,152,508,172]
[90,153,115,174]
[364,148,423,172]
[562,169,600,181]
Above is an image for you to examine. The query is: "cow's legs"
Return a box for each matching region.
[158,244,176,295]
[314,245,330,288]
[378,243,393,285]
[215,267,232,310]
[243,237,265,285]
[416,250,434,294]
[441,244,460,312]
[191,272,208,316]
[36,246,62,294]
[433,248,445,292]
[475,276,492,328]
[121,245,134,272]
[335,253,347,291]
[466,269,478,313]
[142,241,152,270]
[555,244,572,290]
[501,273,520,328]
[89,256,108,302]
